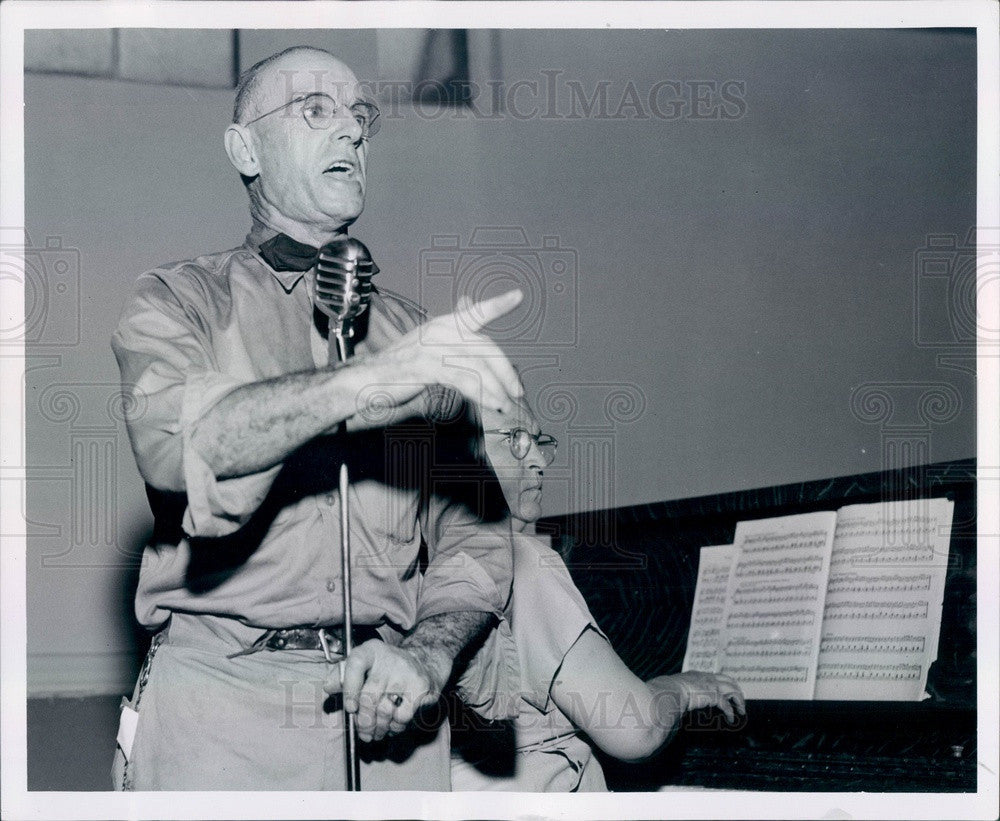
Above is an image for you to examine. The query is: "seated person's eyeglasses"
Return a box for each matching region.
[245,92,381,140]
[485,429,558,466]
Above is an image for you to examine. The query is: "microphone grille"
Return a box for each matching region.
[313,237,378,322]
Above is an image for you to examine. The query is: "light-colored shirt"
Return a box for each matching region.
[451,533,607,791]
[112,226,513,636]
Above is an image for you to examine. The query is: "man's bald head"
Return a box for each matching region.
[233,46,354,124]
[224,46,369,246]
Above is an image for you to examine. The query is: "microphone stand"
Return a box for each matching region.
[330,323,361,792]
[312,237,376,792]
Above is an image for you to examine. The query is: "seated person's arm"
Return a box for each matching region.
[551,627,745,763]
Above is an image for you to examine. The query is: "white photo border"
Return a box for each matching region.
[1,2,997,819]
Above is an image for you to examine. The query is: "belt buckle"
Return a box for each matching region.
[318,629,338,663]
[262,627,345,655]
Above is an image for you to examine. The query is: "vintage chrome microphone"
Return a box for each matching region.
[311,236,378,792]
[313,237,378,360]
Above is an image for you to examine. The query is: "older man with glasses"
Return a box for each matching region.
[449,402,746,791]
[110,46,524,791]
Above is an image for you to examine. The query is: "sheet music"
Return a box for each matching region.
[719,512,837,699]
[814,498,954,700]
[682,545,736,673]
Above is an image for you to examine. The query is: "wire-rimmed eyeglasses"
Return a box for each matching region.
[244,92,381,140]
[485,429,558,466]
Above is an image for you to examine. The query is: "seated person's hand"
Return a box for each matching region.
[648,671,746,725]
[668,671,747,723]
[323,639,445,743]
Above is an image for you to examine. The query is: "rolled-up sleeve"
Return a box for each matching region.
[112,271,280,539]
[421,493,518,721]
[418,491,514,624]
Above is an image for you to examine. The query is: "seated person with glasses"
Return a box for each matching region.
[449,401,746,791]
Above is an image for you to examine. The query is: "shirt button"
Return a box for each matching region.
[325,494,336,506]
[326,579,336,592]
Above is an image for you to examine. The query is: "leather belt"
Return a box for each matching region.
[228,625,381,659]
[266,625,380,652]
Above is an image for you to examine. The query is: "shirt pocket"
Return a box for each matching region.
[356,480,420,549]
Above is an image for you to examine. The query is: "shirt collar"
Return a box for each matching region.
[242,221,385,315]
[243,220,309,293]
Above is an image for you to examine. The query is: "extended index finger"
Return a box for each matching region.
[477,341,526,405]
[453,289,523,333]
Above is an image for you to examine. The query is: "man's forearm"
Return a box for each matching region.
[189,360,429,479]
[400,611,492,696]
[188,290,528,481]
[189,365,360,479]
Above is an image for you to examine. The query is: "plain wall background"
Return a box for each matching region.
[24,28,976,694]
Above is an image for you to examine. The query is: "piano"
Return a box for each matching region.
[538,458,977,791]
